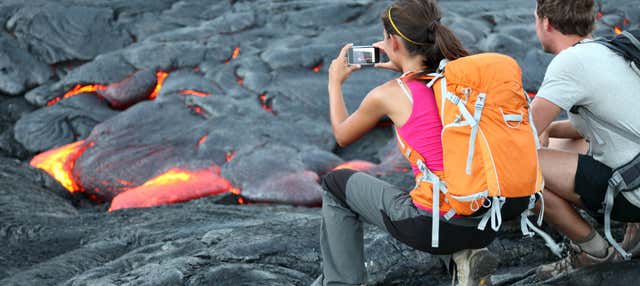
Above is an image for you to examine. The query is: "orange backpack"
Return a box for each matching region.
[395,53,550,249]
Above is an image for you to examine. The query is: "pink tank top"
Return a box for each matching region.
[396,78,444,175]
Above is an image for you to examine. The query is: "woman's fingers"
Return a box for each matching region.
[372,41,385,52]
[338,43,353,59]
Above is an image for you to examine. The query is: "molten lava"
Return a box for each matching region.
[258,93,275,114]
[190,105,203,115]
[224,46,241,64]
[30,140,91,192]
[236,73,244,86]
[226,150,237,162]
[332,160,377,172]
[197,134,208,146]
[614,26,623,35]
[109,166,235,211]
[48,84,108,106]
[148,71,169,100]
[180,90,211,97]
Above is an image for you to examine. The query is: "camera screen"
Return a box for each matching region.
[351,47,377,64]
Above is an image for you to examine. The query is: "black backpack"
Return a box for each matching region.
[593,29,640,76]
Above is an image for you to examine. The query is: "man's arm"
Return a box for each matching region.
[531,97,584,147]
[546,120,583,139]
[531,97,563,136]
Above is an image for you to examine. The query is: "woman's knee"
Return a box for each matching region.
[321,169,358,206]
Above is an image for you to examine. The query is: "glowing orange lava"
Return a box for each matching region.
[395,167,410,173]
[109,167,236,211]
[197,134,208,146]
[259,93,274,114]
[232,47,240,59]
[148,71,169,100]
[47,97,61,106]
[332,160,377,172]
[48,84,107,106]
[30,140,90,192]
[224,46,241,64]
[226,150,237,162]
[64,84,107,98]
[614,26,623,35]
[180,90,211,97]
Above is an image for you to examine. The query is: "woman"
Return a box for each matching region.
[315,0,534,285]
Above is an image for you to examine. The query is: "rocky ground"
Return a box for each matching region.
[1,0,639,285]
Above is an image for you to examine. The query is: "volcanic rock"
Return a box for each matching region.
[0,33,52,96]
[14,93,118,153]
[1,156,638,286]
[6,3,132,64]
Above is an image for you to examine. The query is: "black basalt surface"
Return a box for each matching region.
[1,0,639,285]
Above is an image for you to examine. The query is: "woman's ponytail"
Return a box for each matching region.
[434,23,468,62]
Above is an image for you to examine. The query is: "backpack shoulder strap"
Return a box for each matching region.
[622,31,640,50]
[572,106,640,145]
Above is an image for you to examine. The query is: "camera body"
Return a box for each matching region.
[347,46,380,66]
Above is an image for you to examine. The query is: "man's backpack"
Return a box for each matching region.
[573,29,640,260]
[394,53,550,251]
[593,29,640,77]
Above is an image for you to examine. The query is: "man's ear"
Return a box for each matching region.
[543,17,554,32]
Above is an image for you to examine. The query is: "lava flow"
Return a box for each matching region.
[47,71,170,106]
[109,166,236,211]
[258,93,275,114]
[224,46,241,64]
[312,62,322,73]
[148,71,169,100]
[180,90,212,97]
[30,140,92,192]
[47,84,107,106]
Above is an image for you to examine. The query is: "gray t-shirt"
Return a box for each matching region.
[537,39,640,205]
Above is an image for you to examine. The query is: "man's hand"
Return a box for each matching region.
[539,128,551,147]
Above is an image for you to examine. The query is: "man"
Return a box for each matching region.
[530,0,640,280]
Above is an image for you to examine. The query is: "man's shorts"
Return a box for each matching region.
[575,154,640,222]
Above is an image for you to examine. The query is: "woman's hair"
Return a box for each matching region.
[381,0,468,73]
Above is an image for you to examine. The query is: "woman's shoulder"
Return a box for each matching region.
[369,78,403,97]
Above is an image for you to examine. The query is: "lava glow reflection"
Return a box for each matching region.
[332,160,377,172]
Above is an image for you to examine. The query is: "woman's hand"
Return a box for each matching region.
[372,41,401,72]
[329,43,361,86]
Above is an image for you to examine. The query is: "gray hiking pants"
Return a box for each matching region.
[316,169,529,286]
